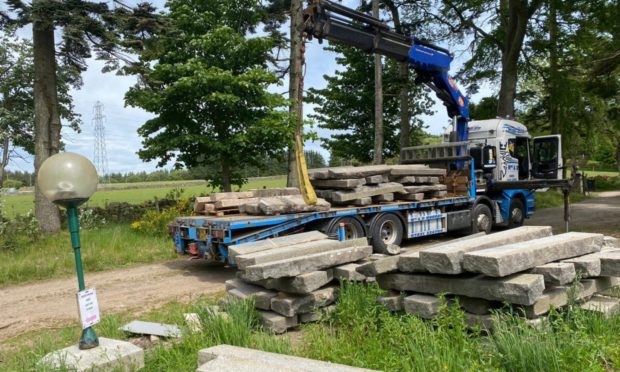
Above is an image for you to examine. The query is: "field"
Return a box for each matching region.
[3,283,620,371]
[1,177,287,217]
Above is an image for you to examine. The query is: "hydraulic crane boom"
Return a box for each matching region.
[303,0,470,143]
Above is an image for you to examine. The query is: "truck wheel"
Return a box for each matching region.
[370,213,404,253]
[471,204,492,234]
[508,199,525,228]
[325,217,366,240]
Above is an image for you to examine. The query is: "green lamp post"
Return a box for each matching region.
[38,152,100,350]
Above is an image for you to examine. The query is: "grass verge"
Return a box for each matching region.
[4,283,620,371]
[535,190,590,209]
[0,224,175,286]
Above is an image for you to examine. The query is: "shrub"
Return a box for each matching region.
[131,197,192,236]
[2,179,23,189]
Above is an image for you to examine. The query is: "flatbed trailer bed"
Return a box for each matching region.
[170,195,472,263]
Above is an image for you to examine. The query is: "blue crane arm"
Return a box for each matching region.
[303,0,469,142]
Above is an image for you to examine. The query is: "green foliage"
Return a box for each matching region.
[0,210,40,252]
[2,178,23,189]
[132,198,192,237]
[125,0,291,191]
[304,150,327,169]
[469,96,499,121]
[78,208,106,230]
[307,44,433,163]
[591,176,620,191]
[534,190,590,209]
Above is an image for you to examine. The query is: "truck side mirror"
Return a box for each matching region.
[482,145,497,169]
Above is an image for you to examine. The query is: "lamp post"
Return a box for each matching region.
[38,152,99,350]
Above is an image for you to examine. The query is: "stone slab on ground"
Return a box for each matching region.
[196,344,378,372]
[562,253,601,277]
[328,165,392,179]
[228,231,327,264]
[271,286,338,317]
[403,294,441,319]
[312,178,366,189]
[251,188,300,197]
[463,232,604,277]
[390,165,447,176]
[244,246,373,281]
[225,279,278,310]
[377,292,404,311]
[419,226,553,275]
[604,236,619,249]
[120,320,182,338]
[530,263,576,285]
[599,250,620,277]
[39,338,144,372]
[236,237,367,270]
[334,263,367,281]
[457,296,495,315]
[239,270,334,295]
[376,273,545,305]
[257,311,298,334]
[331,183,405,202]
[580,295,620,317]
[356,256,400,277]
[210,191,255,202]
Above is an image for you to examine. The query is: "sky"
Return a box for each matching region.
[4,0,491,175]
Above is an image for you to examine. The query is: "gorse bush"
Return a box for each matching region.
[131,197,192,236]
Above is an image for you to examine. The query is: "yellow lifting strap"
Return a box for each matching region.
[294,131,317,205]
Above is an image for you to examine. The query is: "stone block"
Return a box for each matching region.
[215,197,258,209]
[463,232,604,277]
[390,165,446,176]
[258,197,289,215]
[397,251,427,273]
[374,243,401,255]
[197,344,376,372]
[270,286,338,317]
[328,165,391,179]
[244,246,373,281]
[236,237,367,270]
[331,183,405,202]
[518,295,550,319]
[257,311,298,334]
[530,263,576,285]
[464,313,495,330]
[377,292,404,311]
[307,167,335,180]
[239,201,261,215]
[403,294,441,319]
[599,250,620,277]
[562,253,601,277]
[39,338,144,372]
[250,187,300,197]
[395,192,425,201]
[239,270,334,295]
[228,231,327,265]
[393,176,418,184]
[376,273,545,305]
[604,236,619,249]
[356,256,400,277]
[580,295,620,317]
[365,174,389,184]
[430,190,447,198]
[419,226,553,275]
[227,282,278,311]
[210,191,255,202]
[280,195,331,213]
[402,184,447,193]
[457,296,494,315]
[334,263,367,281]
[312,178,366,189]
[373,193,394,203]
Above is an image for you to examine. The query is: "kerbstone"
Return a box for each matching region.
[365,174,389,184]
[562,253,601,277]
[457,296,494,315]
[376,273,545,305]
[225,279,278,310]
[197,344,377,372]
[395,192,425,201]
[599,250,620,277]
[402,184,447,193]
[356,256,399,277]
[312,178,366,189]
[250,187,300,197]
[328,165,391,179]
[398,251,427,273]
[228,231,327,264]
[530,263,576,285]
[334,263,367,281]
[236,238,367,270]
[210,191,254,202]
[581,295,620,317]
[377,292,404,311]
[463,232,604,277]
[373,193,394,202]
[403,294,440,319]
[604,236,619,249]
[244,246,373,281]
[331,183,405,202]
[257,311,298,334]
[39,338,144,372]
[419,226,553,274]
[271,286,337,317]
[239,270,334,294]
[390,165,446,176]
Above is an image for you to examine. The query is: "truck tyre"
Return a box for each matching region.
[508,199,525,228]
[369,213,404,253]
[324,216,366,240]
[471,203,492,234]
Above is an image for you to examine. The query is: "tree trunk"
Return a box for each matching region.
[372,0,384,165]
[221,157,232,192]
[0,136,9,188]
[616,138,620,173]
[497,0,532,118]
[33,6,61,233]
[287,0,303,187]
[548,0,559,134]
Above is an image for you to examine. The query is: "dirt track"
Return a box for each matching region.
[1,192,618,343]
[0,259,233,342]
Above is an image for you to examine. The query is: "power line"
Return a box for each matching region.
[92,101,110,183]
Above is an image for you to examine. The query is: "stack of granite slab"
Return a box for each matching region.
[308,165,448,206]
[193,188,330,216]
[223,231,375,333]
[365,226,620,329]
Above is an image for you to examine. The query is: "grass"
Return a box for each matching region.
[1,177,287,217]
[534,190,591,209]
[4,282,620,371]
[0,224,176,287]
